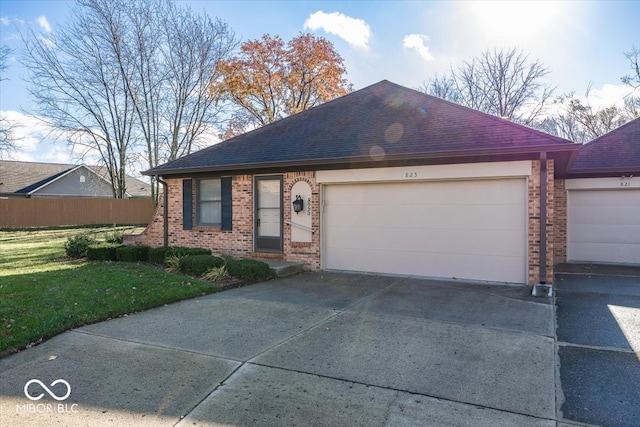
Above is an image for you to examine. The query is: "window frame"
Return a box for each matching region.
[195,178,222,227]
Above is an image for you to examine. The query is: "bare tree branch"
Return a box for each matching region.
[0,45,21,158]
[19,0,236,200]
[421,48,555,126]
[622,45,640,90]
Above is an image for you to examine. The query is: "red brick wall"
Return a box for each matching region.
[283,172,321,270]
[134,163,556,285]
[527,159,555,286]
[133,172,322,271]
[553,179,567,263]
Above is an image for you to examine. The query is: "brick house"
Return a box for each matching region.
[554,117,640,265]
[133,80,638,287]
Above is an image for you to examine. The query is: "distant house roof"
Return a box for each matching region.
[566,117,640,178]
[145,80,578,176]
[0,160,151,197]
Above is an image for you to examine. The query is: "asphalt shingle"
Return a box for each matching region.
[570,117,640,174]
[145,80,575,175]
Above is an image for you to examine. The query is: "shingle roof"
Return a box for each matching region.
[0,160,151,197]
[0,161,73,193]
[145,80,578,176]
[569,117,640,176]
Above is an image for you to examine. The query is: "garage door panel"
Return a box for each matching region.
[571,206,640,225]
[324,179,527,283]
[568,189,640,264]
[327,225,523,257]
[325,247,525,283]
[570,190,640,207]
[569,243,640,265]
[328,205,522,231]
[571,224,640,245]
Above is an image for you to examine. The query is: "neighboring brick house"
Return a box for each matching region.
[554,117,640,265]
[0,161,151,198]
[133,80,587,287]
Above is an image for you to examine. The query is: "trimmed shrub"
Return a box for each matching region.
[148,246,211,265]
[148,247,170,265]
[171,247,211,257]
[179,254,224,277]
[116,245,150,262]
[226,259,273,283]
[64,233,97,258]
[86,243,123,261]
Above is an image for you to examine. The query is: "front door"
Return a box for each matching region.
[255,176,283,252]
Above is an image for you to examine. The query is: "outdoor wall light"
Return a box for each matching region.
[292,195,304,214]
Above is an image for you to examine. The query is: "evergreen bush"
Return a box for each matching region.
[226,259,273,283]
[116,245,150,262]
[64,234,97,258]
[86,243,123,261]
[148,246,211,265]
[179,254,224,277]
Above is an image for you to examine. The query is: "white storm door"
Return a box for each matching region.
[255,176,283,252]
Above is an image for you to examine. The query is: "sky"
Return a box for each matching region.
[0,0,639,168]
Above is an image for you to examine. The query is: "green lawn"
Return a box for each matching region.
[0,226,220,357]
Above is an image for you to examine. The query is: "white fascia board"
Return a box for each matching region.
[316,160,532,184]
[565,177,640,190]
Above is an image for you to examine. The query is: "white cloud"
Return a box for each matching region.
[542,83,634,120]
[37,35,55,48]
[0,110,79,163]
[304,11,371,49]
[36,15,51,33]
[0,17,10,26]
[581,84,634,109]
[1,110,45,153]
[403,34,434,61]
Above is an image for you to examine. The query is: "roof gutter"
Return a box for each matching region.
[143,144,580,177]
[157,176,169,247]
[533,152,552,297]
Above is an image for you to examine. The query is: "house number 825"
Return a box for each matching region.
[405,172,418,178]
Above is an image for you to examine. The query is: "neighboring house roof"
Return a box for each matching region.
[0,160,151,197]
[566,117,640,178]
[144,80,579,176]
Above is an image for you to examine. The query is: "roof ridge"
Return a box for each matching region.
[147,81,395,173]
[581,116,640,147]
[398,83,576,145]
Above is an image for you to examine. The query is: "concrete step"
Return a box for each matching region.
[263,260,306,278]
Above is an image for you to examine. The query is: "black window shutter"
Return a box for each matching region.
[182,179,192,230]
[221,177,232,231]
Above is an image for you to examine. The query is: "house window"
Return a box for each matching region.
[196,179,222,226]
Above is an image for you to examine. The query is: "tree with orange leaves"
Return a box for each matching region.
[214,33,352,138]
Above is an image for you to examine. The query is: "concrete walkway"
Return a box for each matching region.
[1,272,556,426]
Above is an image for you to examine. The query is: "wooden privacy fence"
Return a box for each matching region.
[0,197,155,228]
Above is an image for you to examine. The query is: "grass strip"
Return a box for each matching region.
[0,226,220,357]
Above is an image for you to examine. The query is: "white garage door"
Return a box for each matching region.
[568,189,640,264]
[323,179,527,283]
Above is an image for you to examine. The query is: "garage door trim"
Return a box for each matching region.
[320,176,529,284]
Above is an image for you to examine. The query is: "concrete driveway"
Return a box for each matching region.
[1,272,556,426]
[555,263,640,427]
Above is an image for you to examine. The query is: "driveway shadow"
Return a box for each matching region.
[555,264,640,427]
